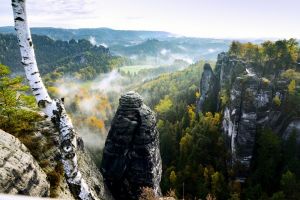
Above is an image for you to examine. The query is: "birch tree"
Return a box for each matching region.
[11,0,97,199]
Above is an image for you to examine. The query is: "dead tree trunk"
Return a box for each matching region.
[11,0,97,199]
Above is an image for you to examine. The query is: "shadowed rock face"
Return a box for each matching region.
[197,63,219,113]
[0,129,49,197]
[199,53,300,177]
[101,91,162,200]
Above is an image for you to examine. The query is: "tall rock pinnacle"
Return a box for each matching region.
[101,91,162,200]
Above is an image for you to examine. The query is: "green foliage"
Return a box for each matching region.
[262,39,298,71]
[281,69,300,80]
[169,171,177,187]
[120,65,156,74]
[179,133,192,158]
[76,66,97,80]
[139,40,300,199]
[280,170,299,199]
[228,193,240,200]
[283,131,300,177]
[251,129,282,193]
[2,33,300,199]
[246,128,300,199]
[270,191,285,200]
[155,96,173,115]
[285,83,300,116]
[0,33,129,82]
[211,171,226,199]
[229,41,262,62]
[0,65,67,197]
[229,39,299,76]
[139,58,300,199]
[136,62,230,199]
[220,89,229,108]
[0,64,40,135]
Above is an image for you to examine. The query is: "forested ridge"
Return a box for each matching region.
[0,33,128,79]
[134,39,300,199]
[1,35,300,199]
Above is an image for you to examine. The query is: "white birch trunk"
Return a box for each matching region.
[11,0,97,199]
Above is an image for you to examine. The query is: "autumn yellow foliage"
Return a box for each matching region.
[288,80,296,95]
[87,116,105,129]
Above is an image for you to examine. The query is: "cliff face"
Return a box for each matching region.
[101,91,162,200]
[197,63,219,113]
[0,113,113,200]
[34,116,114,200]
[0,129,49,196]
[199,53,300,171]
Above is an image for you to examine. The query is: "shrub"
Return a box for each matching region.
[139,187,158,200]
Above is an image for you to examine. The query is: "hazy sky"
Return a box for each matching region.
[1,0,299,39]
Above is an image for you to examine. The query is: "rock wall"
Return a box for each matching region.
[101,91,162,200]
[34,115,114,200]
[0,113,113,200]
[197,63,219,113]
[0,129,49,197]
[199,53,300,173]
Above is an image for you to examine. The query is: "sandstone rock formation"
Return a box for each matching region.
[197,63,219,113]
[101,91,162,200]
[199,53,300,175]
[0,129,49,197]
[34,115,114,200]
[0,113,113,200]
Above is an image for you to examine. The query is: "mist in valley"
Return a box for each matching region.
[49,43,204,165]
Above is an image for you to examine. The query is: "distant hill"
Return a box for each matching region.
[0,33,127,79]
[3,27,293,70]
[111,37,232,62]
[0,26,172,45]
[0,27,232,63]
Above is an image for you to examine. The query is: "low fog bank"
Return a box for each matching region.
[53,70,130,150]
[88,35,230,67]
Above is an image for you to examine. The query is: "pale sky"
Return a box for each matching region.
[0,0,299,39]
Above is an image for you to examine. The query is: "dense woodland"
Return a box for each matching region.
[0,33,128,79]
[135,39,300,200]
[1,37,300,199]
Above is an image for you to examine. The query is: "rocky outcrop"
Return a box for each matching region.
[34,115,114,200]
[222,74,272,168]
[101,91,162,200]
[197,63,219,113]
[0,113,113,200]
[283,119,300,142]
[32,118,75,199]
[76,141,114,200]
[0,129,49,197]
[199,52,300,174]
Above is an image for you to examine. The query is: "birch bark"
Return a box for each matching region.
[11,0,97,199]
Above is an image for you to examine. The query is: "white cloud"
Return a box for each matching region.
[1,0,300,38]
